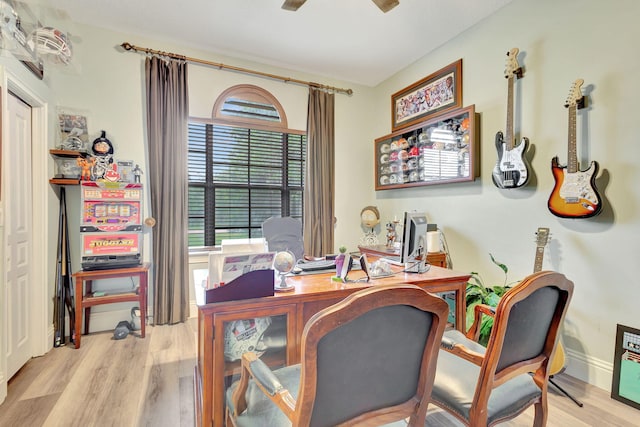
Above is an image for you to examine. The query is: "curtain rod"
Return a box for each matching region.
[120,42,353,95]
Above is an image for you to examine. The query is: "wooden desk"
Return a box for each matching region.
[194,265,470,427]
[72,263,150,349]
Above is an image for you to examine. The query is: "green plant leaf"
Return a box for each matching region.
[465,301,481,330]
[479,317,494,346]
[485,293,501,307]
[489,253,508,274]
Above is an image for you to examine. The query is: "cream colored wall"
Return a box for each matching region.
[42,0,637,390]
[368,0,640,389]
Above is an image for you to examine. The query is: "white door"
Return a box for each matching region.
[5,92,33,379]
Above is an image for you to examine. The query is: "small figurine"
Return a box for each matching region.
[77,156,96,181]
[92,130,114,158]
[91,131,114,179]
[360,206,380,246]
[386,222,397,248]
[133,164,143,183]
[103,163,120,182]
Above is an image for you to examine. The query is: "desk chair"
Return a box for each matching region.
[226,284,449,427]
[431,271,574,427]
[262,216,305,261]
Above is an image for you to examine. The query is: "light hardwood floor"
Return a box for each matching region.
[1,320,638,427]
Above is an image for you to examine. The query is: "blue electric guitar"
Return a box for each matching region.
[492,48,530,189]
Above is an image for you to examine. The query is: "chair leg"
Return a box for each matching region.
[549,376,584,407]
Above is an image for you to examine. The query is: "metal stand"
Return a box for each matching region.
[549,376,583,407]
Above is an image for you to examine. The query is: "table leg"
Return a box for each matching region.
[140,271,147,338]
[84,279,92,335]
[74,278,83,349]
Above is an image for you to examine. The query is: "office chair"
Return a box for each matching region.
[262,216,305,262]
[226,284,449,427]
[431,270,574,427]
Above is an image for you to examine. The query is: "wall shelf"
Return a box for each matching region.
[49,149,87,184]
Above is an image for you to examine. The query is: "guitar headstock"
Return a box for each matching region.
[535,227,550,248]
[564,79,585,109]
[504,47,523,79]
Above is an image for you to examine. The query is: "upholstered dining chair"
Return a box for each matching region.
[226,284,449,427]
[262,216,305,262]
[431,270,574,427]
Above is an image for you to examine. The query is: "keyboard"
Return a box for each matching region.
[297,259,335,272]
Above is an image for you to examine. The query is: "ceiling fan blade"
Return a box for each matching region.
[282,0,307,11]
[372,0,399,13]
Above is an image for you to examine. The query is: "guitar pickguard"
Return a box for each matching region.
[548,159,602,218]
[492,134,530,188]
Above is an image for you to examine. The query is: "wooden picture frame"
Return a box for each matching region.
[391,59,462,132]
[375,104,477,191]
[611,323,640,410]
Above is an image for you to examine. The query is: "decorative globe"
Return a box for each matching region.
[273,251,295,292]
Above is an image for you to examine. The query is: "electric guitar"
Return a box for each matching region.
[548,79,602,218]
[532,227,566,376]
[492,48,530,189]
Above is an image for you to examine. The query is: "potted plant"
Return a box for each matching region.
[465,254,516,346]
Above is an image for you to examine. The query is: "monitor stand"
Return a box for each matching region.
[405,257,430,274]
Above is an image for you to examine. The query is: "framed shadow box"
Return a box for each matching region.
[375,105,477,191]
[611,323,640,410]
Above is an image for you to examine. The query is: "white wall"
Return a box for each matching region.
[367,0,640,389]
[41,0,638,391]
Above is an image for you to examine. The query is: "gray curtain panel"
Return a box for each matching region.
[145,56,190,325]
[303,87,335,257]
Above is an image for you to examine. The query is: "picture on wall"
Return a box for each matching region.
[391,59,462,132]
[611,323,640,410]
[58,109,89,151]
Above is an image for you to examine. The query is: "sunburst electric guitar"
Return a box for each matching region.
[492,48,530,189]
[548,79,602,218]
[532,227,565,376]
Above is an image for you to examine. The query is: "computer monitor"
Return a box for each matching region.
[401,211,430,273]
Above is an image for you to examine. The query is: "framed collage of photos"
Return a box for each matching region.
[391,59,462,132]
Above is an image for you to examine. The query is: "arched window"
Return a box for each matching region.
[188,85,306,248]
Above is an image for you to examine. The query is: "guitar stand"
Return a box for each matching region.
[549,375,584,407]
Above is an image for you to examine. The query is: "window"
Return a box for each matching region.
[188,85,306,248]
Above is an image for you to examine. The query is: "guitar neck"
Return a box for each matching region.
[567,104,578,173]
[533,245,544,273]
[505,75,515,150]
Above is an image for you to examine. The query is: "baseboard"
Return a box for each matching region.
[564,347,613,392]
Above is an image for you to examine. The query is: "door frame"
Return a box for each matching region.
[0,68,50,403]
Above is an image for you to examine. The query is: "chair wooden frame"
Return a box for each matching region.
[433,271,574,427]
[227,284,449,426]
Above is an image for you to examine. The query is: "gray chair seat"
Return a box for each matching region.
[432,348,542,425]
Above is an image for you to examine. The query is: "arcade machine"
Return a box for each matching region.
[80,181,143,270]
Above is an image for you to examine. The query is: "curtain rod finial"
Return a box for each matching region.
[121,42,134,51]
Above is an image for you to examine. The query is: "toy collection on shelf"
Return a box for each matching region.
[50,111,142,184]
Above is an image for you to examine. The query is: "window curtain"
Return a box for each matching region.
[145,56,190,325]
[303,87,335,257]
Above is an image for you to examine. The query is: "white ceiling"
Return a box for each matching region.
[41,0,514,86]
